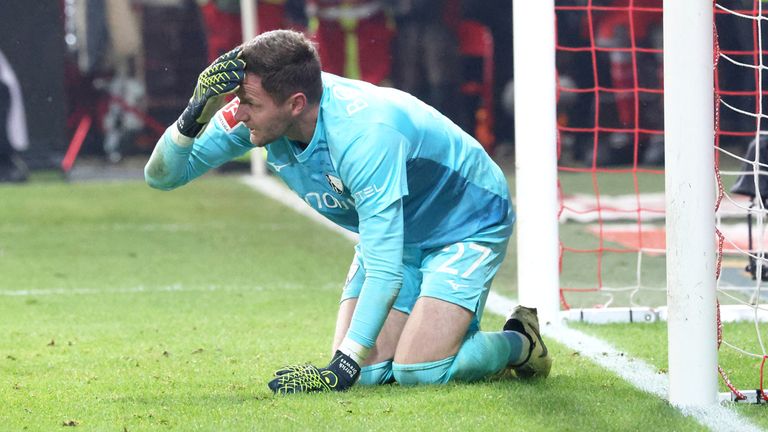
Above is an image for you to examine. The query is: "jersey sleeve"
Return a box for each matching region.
[336,126,410,348]
[345,199,404,348]
[144,99,254,190]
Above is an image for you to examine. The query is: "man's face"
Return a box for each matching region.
[233,73,294,147]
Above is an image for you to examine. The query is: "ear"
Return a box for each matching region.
[287,92,307,116]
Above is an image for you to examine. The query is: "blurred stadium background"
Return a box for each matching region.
[0,0,514,181]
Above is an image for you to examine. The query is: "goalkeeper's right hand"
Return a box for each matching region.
[176,47,246,138]
[267,351,361,394]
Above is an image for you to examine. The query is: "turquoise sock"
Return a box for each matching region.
[447,330,525,382]
[392,357,455,385]
[358,360,395,386]
[392,330,526,385]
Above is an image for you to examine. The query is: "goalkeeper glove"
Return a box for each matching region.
[273,363,313,377]
[176,47,246,138]
[268,351,361,394]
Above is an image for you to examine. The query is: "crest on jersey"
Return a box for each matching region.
[326,174,344,195]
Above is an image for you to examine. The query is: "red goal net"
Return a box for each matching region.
[552,0,768,401]
[554,0,665,310]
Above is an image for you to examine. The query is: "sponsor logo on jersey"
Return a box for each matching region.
[326,174,345,195]
[303,192,355,210]
[352,184,383,202]
[216,98,242,132]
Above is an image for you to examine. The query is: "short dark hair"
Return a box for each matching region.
[241,30,323,104]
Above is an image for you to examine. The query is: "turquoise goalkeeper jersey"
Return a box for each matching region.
[146,72,512,348]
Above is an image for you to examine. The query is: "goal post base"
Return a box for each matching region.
[561,307,662,324]
[562,304,768,324]
[719,390,767,405]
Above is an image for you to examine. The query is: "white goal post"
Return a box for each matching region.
[512,0,561,326]
[662,0,718,406]
[513,0,719,406]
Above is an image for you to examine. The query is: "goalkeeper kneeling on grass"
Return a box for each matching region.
[144,30,551,393]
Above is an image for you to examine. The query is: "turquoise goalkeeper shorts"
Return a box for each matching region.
[341,217,512,331]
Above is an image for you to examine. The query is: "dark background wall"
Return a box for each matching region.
[0,1,67,162]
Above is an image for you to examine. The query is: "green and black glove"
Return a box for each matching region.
[176,47,246,138]
[268,351,361,394]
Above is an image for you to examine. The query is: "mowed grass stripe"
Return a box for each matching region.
[0,177,707,431]
[250,174,760,431]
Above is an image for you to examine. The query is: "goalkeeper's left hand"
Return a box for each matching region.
[268,351,361,394]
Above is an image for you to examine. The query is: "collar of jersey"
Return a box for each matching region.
[292,91,328,163]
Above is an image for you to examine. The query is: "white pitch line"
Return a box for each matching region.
[241,176,358,243]
[0,284,223,297]
[495,289,763,432]
[241,175,359,243]
[243,175,762,432]
[0,282,341,297]
[550,324,761,432]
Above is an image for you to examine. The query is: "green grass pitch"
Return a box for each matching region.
[0,175,764,430]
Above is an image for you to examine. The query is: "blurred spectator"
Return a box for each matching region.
[101,0,145,162]
[306,0,394,84]
[0,48,29,182]
[553,3,593,162]
[593,0,663,166]
[390,0,468,130]
[198,0,307,63]
[462,0,513,147]
[555,0,663,166]
[65,0,147,162]
[714,4,767,150]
